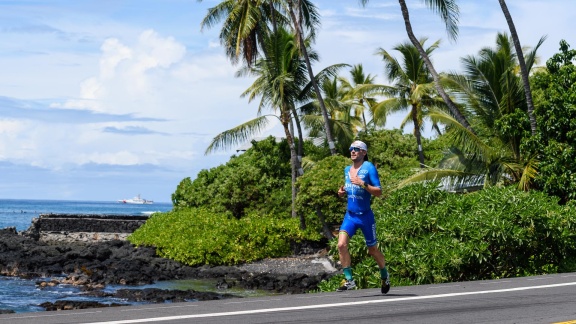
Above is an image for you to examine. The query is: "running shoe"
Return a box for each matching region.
[381,274,390,294]
[336,279,357,292]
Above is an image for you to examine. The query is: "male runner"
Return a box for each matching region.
[336,140,390,294]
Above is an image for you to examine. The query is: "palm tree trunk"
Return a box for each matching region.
[498,0,537,135]
[286,0,337,155]
[412,106,425,168]
[290,106,305,175]
[397,0,475,134]
[282,107,302,220]
[283,121,298,219]
[282,112,298,217]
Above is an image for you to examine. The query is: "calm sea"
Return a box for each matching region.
[0,199,173,232]
[0,199,267,313]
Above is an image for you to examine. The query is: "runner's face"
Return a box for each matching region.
[349,147,365,161]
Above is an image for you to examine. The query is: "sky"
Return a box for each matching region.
[0,0,573,203]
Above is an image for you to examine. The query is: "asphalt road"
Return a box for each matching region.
[2,272,575,324]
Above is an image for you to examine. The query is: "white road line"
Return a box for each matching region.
[81,281,576,324]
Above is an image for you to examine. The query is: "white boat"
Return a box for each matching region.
[118,194,153,204]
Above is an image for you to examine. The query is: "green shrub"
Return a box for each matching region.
[128,207,310,266]
[171,136,292,219]
[318,183,576,291]
[295,155,349,234]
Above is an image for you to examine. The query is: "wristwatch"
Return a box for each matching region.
[363,181,369,188]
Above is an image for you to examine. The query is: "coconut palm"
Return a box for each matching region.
[448,32,545,160]
[358,0,474,134]
[199,0,338,155]
[339,64,379,133]
[357,39,446,168]
[299,75,360,156]
[398,33,545,191]
[206,27,308,219]
[282,0,338,155]
[198,0,285,67]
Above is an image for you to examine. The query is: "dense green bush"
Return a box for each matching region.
[317,183,576,291]
[296,155,349,234]
[171,136,292,218]
[128,207,312,266]
[527,40,576,203]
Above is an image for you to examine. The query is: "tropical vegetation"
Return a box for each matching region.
[129,0,576,293]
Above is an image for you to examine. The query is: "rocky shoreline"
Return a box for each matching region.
[0,226,338,312]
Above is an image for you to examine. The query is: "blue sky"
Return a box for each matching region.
[0,0,573,202]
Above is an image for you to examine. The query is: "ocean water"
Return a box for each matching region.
[0,199,272,313]
[0,199,173,232]
[0,199,175,313]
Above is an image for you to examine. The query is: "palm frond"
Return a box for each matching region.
[396,168,478,190]
[517,155,539,191]
[423,0,459,41]
[428,108,494,161]
[205,115,275,154]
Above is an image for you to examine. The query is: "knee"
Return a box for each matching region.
[367,245,380,256]
[337,241,348,252]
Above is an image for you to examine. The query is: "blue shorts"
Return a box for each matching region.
[339,210,378,247]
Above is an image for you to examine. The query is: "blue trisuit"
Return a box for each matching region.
[340,161,382,247]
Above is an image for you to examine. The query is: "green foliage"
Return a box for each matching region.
[361,129,452,195]
[128,207,310,266]
[495,108,531,141]
[526,40,576,203]
[295,130,450,236]
[296,155,349,231]
[317,183,576,291]
[363,129,420,170]
[171,136,292,218]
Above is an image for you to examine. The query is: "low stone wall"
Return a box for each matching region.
[23,214,149,243]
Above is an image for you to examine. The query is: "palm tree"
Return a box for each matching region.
[360,39,446,168]
[283,0,338,155]
[198,0,284,67]
[206,27,309,220]
[299,75,360,155]
[199,0,338,156]
[449,33,545,160]
[339,64,378,133]
[497,0,537,135]
[398,33,545,191]
[358,0,475,134]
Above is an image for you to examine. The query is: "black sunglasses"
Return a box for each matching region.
[349,147,362,152]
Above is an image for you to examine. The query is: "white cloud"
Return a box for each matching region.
[0,0,573,201]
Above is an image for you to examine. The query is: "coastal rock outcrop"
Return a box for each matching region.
[0,225,337,311]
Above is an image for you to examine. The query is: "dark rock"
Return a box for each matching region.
[0,309,15,314]
[40,300,125,311]
[0,224,335,312]
[113,288,237,302]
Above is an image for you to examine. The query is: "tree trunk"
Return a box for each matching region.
[412,106,425,168]
[498,0,537,135]
[281,109,301,219]
[315,207,335,239]
[398,0,475,134]
[287,0,337,154]
[290,106,305,175]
